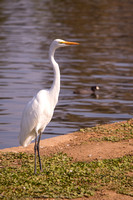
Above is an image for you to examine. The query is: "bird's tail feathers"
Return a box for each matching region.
[19,133,35,147]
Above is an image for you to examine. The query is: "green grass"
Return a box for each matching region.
[0,152,133,199]
[80,119,133,142]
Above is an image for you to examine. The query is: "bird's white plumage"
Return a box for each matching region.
[19,90,55,147]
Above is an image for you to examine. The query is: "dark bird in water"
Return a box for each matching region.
[73,86,100,95]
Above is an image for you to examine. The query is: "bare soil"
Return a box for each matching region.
[0,120,133,200]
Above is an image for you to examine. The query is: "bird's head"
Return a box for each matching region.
[51,39,79,49]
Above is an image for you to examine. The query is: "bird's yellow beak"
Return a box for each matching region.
[60,41,79,45]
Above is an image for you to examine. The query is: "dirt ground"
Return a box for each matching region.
[0,120,133,200]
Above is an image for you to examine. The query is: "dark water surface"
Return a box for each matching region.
[0,0,133,148]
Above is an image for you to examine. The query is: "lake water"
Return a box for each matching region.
[0,0,133,148]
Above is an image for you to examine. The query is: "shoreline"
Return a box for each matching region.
[0,119,133,161]
[0,131,78,154]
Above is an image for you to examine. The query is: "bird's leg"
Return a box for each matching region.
[34,134,37,174]
[37,133,43,172]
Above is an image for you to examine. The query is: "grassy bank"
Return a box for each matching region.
[0,119,133,199]
[0,153,132,199]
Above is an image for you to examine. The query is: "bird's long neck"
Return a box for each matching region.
[49,45,60,106]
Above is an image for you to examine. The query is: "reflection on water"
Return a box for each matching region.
[0,0,133,148]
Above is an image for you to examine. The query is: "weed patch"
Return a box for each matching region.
[0,152,132,199]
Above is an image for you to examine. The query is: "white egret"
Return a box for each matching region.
[19,39,79,174]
